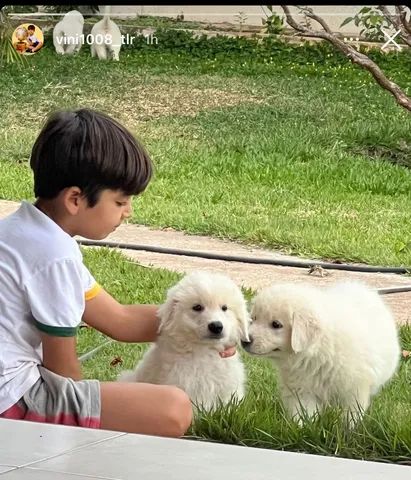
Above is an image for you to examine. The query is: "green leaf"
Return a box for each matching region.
[0,10,28,66]
[340,17,354,27]
[369,15,380,26]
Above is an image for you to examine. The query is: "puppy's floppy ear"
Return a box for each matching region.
[157,286,179,335]
[290,309,321,353]
[235,302,251,343]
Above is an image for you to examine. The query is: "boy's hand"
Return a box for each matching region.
[219,345,236,358]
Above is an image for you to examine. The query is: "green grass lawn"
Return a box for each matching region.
[1,44,411,266]
[2,41,411,463]
[79,248,411,464]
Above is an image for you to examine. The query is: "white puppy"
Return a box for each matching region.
[90,7,122,61]
[118,271,250,411]
[243,281,400,422]
[53,10,84,55]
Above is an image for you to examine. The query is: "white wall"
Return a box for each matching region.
[106,5,385,36]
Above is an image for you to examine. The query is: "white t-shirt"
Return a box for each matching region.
[0,201,101,413]
[28,34,39,44]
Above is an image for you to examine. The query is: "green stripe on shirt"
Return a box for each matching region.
[34,320,78,337]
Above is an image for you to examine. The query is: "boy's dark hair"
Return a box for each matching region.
[30,108,153,207]
[28,25,35,30]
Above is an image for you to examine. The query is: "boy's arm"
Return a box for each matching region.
[40,333,82,380]
[83,288,237,357]
[32,41,43,52]
[82,288,159,343]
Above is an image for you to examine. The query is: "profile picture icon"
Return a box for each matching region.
[12,23,44,55]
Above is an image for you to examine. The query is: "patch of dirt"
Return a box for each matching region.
[350,141,411,169]
[2,78,266,135]
[81,84,266,128]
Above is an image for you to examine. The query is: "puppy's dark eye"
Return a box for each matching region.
[271,320,283,329]
[192,304,204,312]
[221,305,227,312]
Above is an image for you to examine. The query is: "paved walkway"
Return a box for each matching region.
[1,199,410,325]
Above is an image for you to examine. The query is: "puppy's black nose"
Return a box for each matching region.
[208,321,223,335]
[241,336,253,349]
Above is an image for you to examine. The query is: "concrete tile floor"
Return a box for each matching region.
[1,419,410,479]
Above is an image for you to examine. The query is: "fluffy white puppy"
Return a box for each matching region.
[118,271,250,411]
[53,10,84,55]
[90,7,122,61]
[243,281,400,422]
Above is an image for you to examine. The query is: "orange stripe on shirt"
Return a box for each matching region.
[85,283,101,301]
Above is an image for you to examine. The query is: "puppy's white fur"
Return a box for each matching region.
[90,7,122,61]
[53,10,84,55]
[118,271,249,411]
[245,281,400,422]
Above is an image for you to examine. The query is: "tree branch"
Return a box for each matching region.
[378,5,399,28]
[297,6,333,34]
[396,6,411,35]
[281,5,305,33]
[378,5,411,48]
[280,5,411,113]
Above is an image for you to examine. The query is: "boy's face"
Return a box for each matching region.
[77,189,133,240]
[28,28,35,35]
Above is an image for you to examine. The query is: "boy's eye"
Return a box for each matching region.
[116,201,127,206]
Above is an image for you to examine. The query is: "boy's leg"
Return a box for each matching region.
[3,368,192,438]
[100,382,193,438]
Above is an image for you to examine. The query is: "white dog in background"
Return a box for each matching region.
[118,271,250,411]
[90,6,122,61]
[53,10,84,55]
[243,281,400,423]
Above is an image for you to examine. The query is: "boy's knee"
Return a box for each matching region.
[164,386,193,438]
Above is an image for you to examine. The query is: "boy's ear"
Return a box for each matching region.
[63,187,83,215]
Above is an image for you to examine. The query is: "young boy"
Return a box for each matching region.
[0,108,234,437]
[26,25,42,53]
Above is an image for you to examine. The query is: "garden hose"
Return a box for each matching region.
[375,286,411,295]
[78,340,113,363]
[77,238,411,275]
